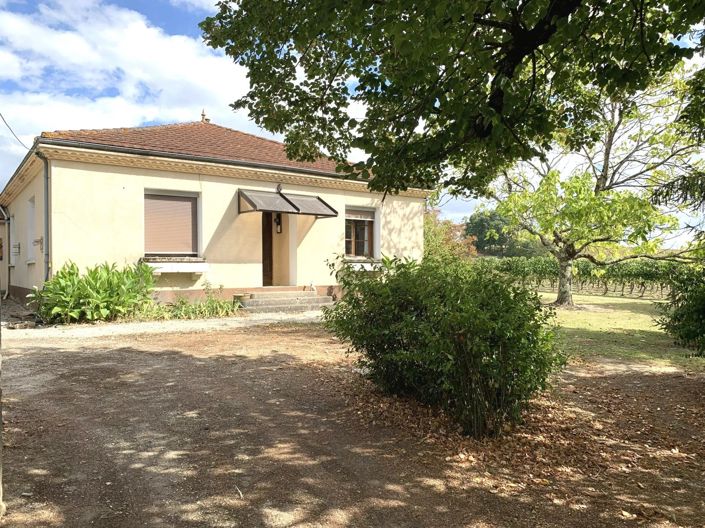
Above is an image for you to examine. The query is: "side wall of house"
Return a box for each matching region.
[5,165,46,298]
[47,159,425,297]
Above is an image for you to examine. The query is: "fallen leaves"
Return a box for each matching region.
[328,358,705,526]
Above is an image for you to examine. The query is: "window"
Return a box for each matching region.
[144,193,198,256]
[345,208,374,257]
[27,196,35,262]
[9,215,16,266]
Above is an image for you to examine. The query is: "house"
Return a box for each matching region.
[0,117,426,304]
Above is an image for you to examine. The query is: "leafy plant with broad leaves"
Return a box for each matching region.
[323,255,562,437]
[28,262,155,323]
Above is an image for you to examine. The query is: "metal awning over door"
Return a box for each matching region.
[238,189,337,218]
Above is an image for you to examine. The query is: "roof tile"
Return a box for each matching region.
[40,121,340,174]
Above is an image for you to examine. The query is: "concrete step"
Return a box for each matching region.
[243,301,334,314]
[242,295,333,308]
[248,290,319,300]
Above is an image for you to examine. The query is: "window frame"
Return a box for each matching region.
[9,214,16,266]
[144,191,200,258]
[345,208,375,258]
[26,196,36,263]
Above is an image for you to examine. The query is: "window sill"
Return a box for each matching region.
[26,260,36,265]
[140,257,208,277]
[344,256,381,271]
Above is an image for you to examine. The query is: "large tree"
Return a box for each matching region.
[493,71,701,305]
[202,1,703,195]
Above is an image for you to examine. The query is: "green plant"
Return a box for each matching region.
[323,256,562,437]
[136,282,240,321]
[424,209,476,262]
[28,262,155,323]
[657,266,705,356]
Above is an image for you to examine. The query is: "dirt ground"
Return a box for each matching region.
[1,324,704,527]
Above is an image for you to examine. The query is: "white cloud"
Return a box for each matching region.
[168,0,218,13]
[0,0,268,186]
[0,49,23,81]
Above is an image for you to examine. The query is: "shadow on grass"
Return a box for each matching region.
[583,300,662,316]
[1,327,704,527]
[556,324,705,370]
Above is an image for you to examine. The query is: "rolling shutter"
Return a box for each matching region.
[144,194,197,255]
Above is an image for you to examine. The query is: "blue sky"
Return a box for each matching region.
[0,0,476,222]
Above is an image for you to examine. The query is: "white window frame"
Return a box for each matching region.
[9,214,16,267]
[143,190,202,258]
[26,196,36,263]
[345,207,378,259]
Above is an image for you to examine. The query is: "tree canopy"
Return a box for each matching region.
[493,70,700,304]
[202,1,704,195]
[465,208,546,257]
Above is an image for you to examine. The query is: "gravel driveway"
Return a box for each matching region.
[0,324,494,528]
[2,322,703,527]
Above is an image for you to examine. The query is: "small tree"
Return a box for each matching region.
[492,70,700,305]
[424,209,476,261]
[465,208,546,257]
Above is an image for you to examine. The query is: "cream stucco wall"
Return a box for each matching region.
[5,164,45,293]
[32,158,425,294]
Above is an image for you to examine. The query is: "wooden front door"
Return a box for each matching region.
[262,212,273,286]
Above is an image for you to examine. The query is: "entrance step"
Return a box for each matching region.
[249,290,319,300]
[240,292,334,314]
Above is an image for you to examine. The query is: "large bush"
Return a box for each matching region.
[28,262,155,323]
[323,256,562,437]
[657,266,705,356]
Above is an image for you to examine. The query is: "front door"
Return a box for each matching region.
[262,212,273,286]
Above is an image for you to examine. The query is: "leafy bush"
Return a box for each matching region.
[28,262,155,323]
[657,266,705,356]
[323,256,562,437]
[138,282,239,320]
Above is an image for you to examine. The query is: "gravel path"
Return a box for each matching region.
[2,310,324,342]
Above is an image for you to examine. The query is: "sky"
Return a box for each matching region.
[0,0,476,222]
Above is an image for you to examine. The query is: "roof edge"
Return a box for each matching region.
[0,140,40,206]
[35,142,431,199]
[36,137,361,182]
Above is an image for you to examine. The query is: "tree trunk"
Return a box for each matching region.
[554,258,574,306]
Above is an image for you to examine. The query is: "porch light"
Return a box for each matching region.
[274,212,282,234]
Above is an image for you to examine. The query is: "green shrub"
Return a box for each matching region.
[28,262,155,323]
[657,266,705,356]
[135,282,239,320]
[323,256,562,437]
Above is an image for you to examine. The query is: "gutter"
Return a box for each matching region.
[35,151,50,281]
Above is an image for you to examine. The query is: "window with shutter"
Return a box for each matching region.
[345,208,375,257]
[144,194,198,256]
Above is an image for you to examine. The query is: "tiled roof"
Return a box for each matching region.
[40,121,340,175]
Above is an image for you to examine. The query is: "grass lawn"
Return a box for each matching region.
[542,293,705,372]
